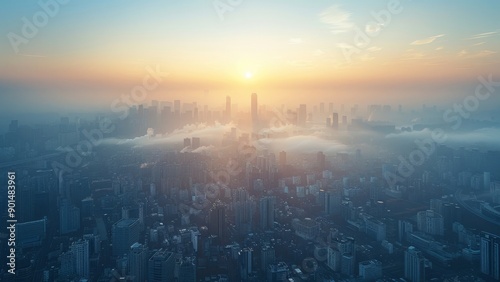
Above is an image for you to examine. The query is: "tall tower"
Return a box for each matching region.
[209,201,227,244]
[331,113,339,129]
[279,151,286,169]
[178,257,196,282]
[404,246,425,282]
[71,239,89,279]
[112,219,141,257]
[129,242,148,282]
[298,104,307,126]
[481,232,500,280]
[259,196,275,230]
[148,249,175,282]
[239,248,253,280]
[251,93,258,125]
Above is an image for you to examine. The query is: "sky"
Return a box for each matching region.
[1,0,500,113]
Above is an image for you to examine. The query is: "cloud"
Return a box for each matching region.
[472,42,485,46]
[435,46,444,51]
[257,135,348,154]
[458,49,496,59]
[181,145,215,154]
[466,31,498,40]
[319,5,354,34]
[411,34,445,45]
[101,122,236,148]
[289,38,303,45]
[386,128,500,151]
[468,50,496,58]
[365,23,383,35]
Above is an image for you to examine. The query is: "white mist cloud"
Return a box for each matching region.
[386,127,500,150]
[101,122,236,148]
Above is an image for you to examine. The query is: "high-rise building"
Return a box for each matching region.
[317,151,326,170]
[398,220,413,242]
[112,219,141,257]
[148,249,175,282]
[209,202,226,244]
[16,217,47,249]
[484,172,491,190]
[239,248,253,280]
[71,239,89,279]
[358,260,382,281]
[183,138,191,148]
[267,262,287,282]
[480,232,500,280]
[404,246,425,282]
[325,190,341,215]
[191,137,200,149]
[234,196,254,235]
[261,245,276,272]
[59,198,80,235]
[278,151,286,169]
[251,93,258,125]
[298,104,307,126]
[417,210,444,236]
[259,196,275,230]
[129,242,148,282]
[327,247,341,272]
[174,100,181,116]
[178,257,196,282]
[331,113,339,129]
[341,253,355,276]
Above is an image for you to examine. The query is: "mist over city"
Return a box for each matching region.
[1,1,500,281]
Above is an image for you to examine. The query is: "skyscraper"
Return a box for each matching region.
[398,220,413,243]
[279,151,286,169]
[331,113,339,129]
[178,257,196,282]
[317,151,326,170]
[259,196,275,230]
[404,246,425,282]
[416,210,444,236]
[129,242,148,282]
[484,172,491,190]
[251,93,258,125]
[59,198,80,235]
[71,239,89,279]
[261,245,276,272]
[148,249,175,282]
[174,100,181,116]
[325,190,341,215]
[209,201,226,244]
[298,104,307,126]
[191,137,200,149]
[239,247,253,280]
[480,231,500,280]
[112,218,141,257]
[234,195,254,235]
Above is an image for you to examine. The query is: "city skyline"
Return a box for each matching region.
[1,1,500,281]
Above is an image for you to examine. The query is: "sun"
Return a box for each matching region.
[244,71,253,79]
